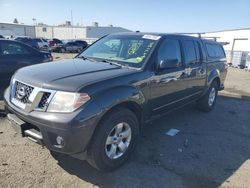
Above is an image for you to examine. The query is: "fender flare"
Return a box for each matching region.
[207,69,220,86]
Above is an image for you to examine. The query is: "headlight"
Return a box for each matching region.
[47,91,90,113]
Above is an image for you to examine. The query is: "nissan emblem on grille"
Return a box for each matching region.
[16,86,26,100]
[14,81,34,104]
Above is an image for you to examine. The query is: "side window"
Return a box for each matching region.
[182,40,197,65]
[206,43,225,58]
[157,39,181,64]
[1,42,31,55]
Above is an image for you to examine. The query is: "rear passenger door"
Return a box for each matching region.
[181,39,207,98]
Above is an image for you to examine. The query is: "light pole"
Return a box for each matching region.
[32,18,37,25]
[230,38,248,64]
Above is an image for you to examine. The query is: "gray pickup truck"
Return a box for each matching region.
[4,33,227,171]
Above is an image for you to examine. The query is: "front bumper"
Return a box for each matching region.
[4,87,101,156]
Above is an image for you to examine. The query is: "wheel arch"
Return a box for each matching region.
[207,69,221,87]
[89,85,146,144]
[85,100,143,154]
[99,101,143,130]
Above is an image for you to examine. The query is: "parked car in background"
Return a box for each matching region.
[48,40,55,48]
[53,38,63,45]
[51,41,82,53]
[33,38,49,51]
[0,39,53,88]
[15,37,40,49]
[0,35,4,39]
[48,38,64,48]
[4,33,227,171]
[15,37,49,51]
[74,40,88,50]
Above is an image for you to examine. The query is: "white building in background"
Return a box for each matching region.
[200,28,250,52]
[1,22,250,51]
[0,23,36,37]
[0,22,131,43]
[35,25,131,43]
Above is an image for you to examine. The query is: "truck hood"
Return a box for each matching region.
[14,58,137,91]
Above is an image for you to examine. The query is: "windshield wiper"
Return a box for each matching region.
[100,59,122,67]
[77,55,96,62]
[101,59,139,70]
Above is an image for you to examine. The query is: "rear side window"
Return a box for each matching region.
[182,40,199,65]
[157,39,182,64]
[0,42,31,55]
[206,43,225,58]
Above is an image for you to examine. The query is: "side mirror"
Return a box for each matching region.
[159,59,181,69]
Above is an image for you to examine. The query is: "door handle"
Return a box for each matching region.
[159,77,177,83]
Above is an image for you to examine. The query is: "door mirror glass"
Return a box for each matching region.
[159,59,181,69]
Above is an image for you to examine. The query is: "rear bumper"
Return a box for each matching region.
[4,87,101,157]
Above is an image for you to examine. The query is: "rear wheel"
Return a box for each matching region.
[87,108,139,171]
[197,81,218,112]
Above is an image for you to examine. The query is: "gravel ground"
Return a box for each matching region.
[221,67,250,99]
[0,58,250,188]
[52,53,77,61]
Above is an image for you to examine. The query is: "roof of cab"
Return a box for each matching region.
[109,32,221,44]
[110,32,197,38]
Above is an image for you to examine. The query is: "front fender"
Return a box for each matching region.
[94,86,146,111]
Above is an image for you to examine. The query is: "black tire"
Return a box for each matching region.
[87,108,139,171]
[197,81,218,112]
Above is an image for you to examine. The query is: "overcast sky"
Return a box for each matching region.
[1,0,250,33]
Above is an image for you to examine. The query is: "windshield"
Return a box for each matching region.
[79,35,158,68]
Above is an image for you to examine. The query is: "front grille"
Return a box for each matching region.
[11,80,54,112]
[14,81,34,104]
[38,92,51,109]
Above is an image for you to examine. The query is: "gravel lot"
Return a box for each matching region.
[0,56,250,188]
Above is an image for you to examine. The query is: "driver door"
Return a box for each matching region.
[149,37,190,116]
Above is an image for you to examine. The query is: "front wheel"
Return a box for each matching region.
[87,108,139,171]
[197,81,218,112]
